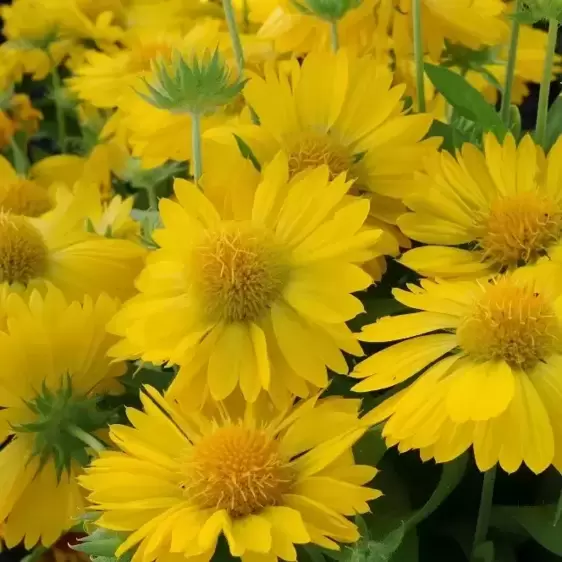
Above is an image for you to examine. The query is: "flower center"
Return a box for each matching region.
[477,193,562,268]
[1,178,52,217]
[0,214,48,285]
[286,132,352,180]
[128,41,174,73]
[192,223,289,323]
[180,426,293,517]
[456,279,562,370]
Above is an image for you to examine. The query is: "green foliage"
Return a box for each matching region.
[13,376,113,479]
[513,0,562,23]
[138,49,246,116]
[545,94,562,150]
[424,63,509,142]
[291,0,361,21]
[74,522,133,562]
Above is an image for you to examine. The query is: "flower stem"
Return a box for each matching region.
[242,0,250,33]
[50,65,67,151]
[10,137,29,175]
[222,0,245,77]
[67,425,106,454]
[330,20,339,52]
[535,18,559,147]
[146,185,158,210]
[500,0,521,126]
[191,112,203,185]
[412,0,426,112]
[471,466,497,562]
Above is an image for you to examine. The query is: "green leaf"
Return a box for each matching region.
[353,426,387,467]
[234,134,261,171]
[425,120,457,153]
[404,453,468,531]
[491,504,562,555]
[424,63,508,141]
[555,489,562,526]
[545,95,562,151]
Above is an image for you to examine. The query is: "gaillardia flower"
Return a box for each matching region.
[399,134,562,278]
[0,195,145,300]
[0,288,126,548]
[238,50,438,279]
[354,266,562,474]
[109,153,382,406]
[80,386,380,562]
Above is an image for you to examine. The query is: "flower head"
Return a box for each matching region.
[399,134,562,279]
[0,192,145,300]
[139,49,245,116]
[0,288,126,548]
[355,265,562,474]
[80,386,380,561]
[109,151,382,406]
[236,50,437,280]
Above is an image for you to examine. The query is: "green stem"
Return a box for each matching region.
[222,0,245,77]
[67,425,106,454]
[535,18,559,147]
[10,137,29,175]
[412,0,426,112]
[500,0,521,126]
[471,466,497,561]
[191,112,203,185]
[242,0,250,33]
[330,20,339,52]
[146,185,158,210]
[50,65,67,151]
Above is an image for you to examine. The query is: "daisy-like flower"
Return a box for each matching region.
[0,193,145,300]
[0,93,42,150]
[256,0,380,55]
[354,265,562,473]
[386,0,509,64]
[0,288,126,548]
[398,134,562,279]
[237,50,438,279]
[0,155,54,217]
[68,31,203,109]
[80,386,380,562]
[109,152,381,406]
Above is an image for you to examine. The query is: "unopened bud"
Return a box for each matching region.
[291,0,362,22]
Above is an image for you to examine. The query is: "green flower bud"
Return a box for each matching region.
[291,0,362,21]
[516,0,562,23]
[137,49,246,116]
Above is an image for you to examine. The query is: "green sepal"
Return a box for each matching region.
[291,0,361,21]
[137,49,246,116]
[13,375,113,481]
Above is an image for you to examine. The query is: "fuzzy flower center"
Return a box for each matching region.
[0,214,48,285]
[1,178,52,217]
[193,224,289,323]
[477,193,562,267]
[180,426,293,517]
[286,132,352,180]
[456,279,561,370]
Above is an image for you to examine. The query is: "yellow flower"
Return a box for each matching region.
[70,181,140,241]
[68,31,199,109]
[387,0,509,64]
[80,386,380,562]
[0,93,42,149]
[0,156,54,217]
[256,0,380,55]
[237,50,438,279]
[0,288,126,548]
[114,21,270,169]
[355,266,562,474]
[0,192,145,300]
[398,134,562,279]
[109,153,381,406]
